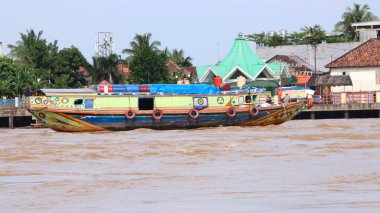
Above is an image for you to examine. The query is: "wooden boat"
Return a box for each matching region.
[24,84,313,132]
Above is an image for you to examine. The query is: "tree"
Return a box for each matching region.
[89,54,124,84]
[123,33,161,56]
[8,29,91,88]
[300,25,326,44]
[167,49,193,67]
[335,3,379,41]
[55,46,89,87]
[267,34,284,46]
[246,32,267,46]
[124,33,170,84]
[0,56,41,97]
[8,29,58,70]
[288,32,305,45]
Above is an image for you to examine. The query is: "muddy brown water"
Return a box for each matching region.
[1,119,380,212]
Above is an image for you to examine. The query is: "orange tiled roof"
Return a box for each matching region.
[166,61,182,72]
[326,38,380,68]
[295,74,311,86]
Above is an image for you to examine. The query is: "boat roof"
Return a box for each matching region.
[39,88,98,96]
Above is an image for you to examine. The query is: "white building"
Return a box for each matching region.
[325,38,380,93]
[352,21,380,42]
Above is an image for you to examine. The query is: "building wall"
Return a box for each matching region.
[256,42,362,72]
[330,67,380,92]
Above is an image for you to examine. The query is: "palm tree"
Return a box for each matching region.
[335,3,379,40]
[88,54,124,84]
[300,25,326,44]
[167,49,193,67]
[8,29,47,68]
[122,33,161,56]
[123,33,170,84]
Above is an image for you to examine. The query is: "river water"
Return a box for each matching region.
[0,119,380,212]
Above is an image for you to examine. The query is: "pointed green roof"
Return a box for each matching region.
[197,36,274,81]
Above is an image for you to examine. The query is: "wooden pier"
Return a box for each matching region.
[0,100,33,128]
[297,103,380,119]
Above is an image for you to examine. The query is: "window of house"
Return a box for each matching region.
[342,72,346,75]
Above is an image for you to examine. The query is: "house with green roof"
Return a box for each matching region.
[197,34,291,89]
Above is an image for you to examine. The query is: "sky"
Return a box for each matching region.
[1,0,380,66]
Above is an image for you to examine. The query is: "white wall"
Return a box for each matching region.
[330,67,380,92]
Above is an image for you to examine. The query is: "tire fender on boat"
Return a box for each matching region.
[125,109,136,120]
[152,110,163,120]
[188,109,199,120]
[226,107,237,118]
[249,106,259,117]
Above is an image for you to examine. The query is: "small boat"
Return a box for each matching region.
[24,84,313,132]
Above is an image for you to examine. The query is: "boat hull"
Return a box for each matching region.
[28,100,310,132]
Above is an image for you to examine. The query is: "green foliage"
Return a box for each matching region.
[89,54,124,84]
[166,49,193,67]
[300,25,326,44]
[8,29,58,70]
[287,32,305,45]
[325,36,350,43]
[0,56,45,97]
[248,25,326,46]
[335,3,379,41]
[7,29,89,89]
[267,34,284,46]
[246,32,266,46]
[54,46,89,88]
[128,48,169,84]
[124,33,171,84]
[5,29,194,93]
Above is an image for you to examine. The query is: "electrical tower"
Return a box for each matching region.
[95,32,113,57]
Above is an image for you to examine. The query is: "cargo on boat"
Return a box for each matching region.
[24,84,313,132]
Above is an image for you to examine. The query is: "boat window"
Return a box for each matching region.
[85,99,94,108]
[245,95,252,103]
[252,95,257,101]
[138,98,154,110]
[74,99,83,105]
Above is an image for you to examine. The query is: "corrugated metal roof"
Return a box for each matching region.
[308,75,353,86]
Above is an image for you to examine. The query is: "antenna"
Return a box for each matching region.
[95,32,113,57]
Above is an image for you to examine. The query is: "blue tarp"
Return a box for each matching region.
[146,84,221,95]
